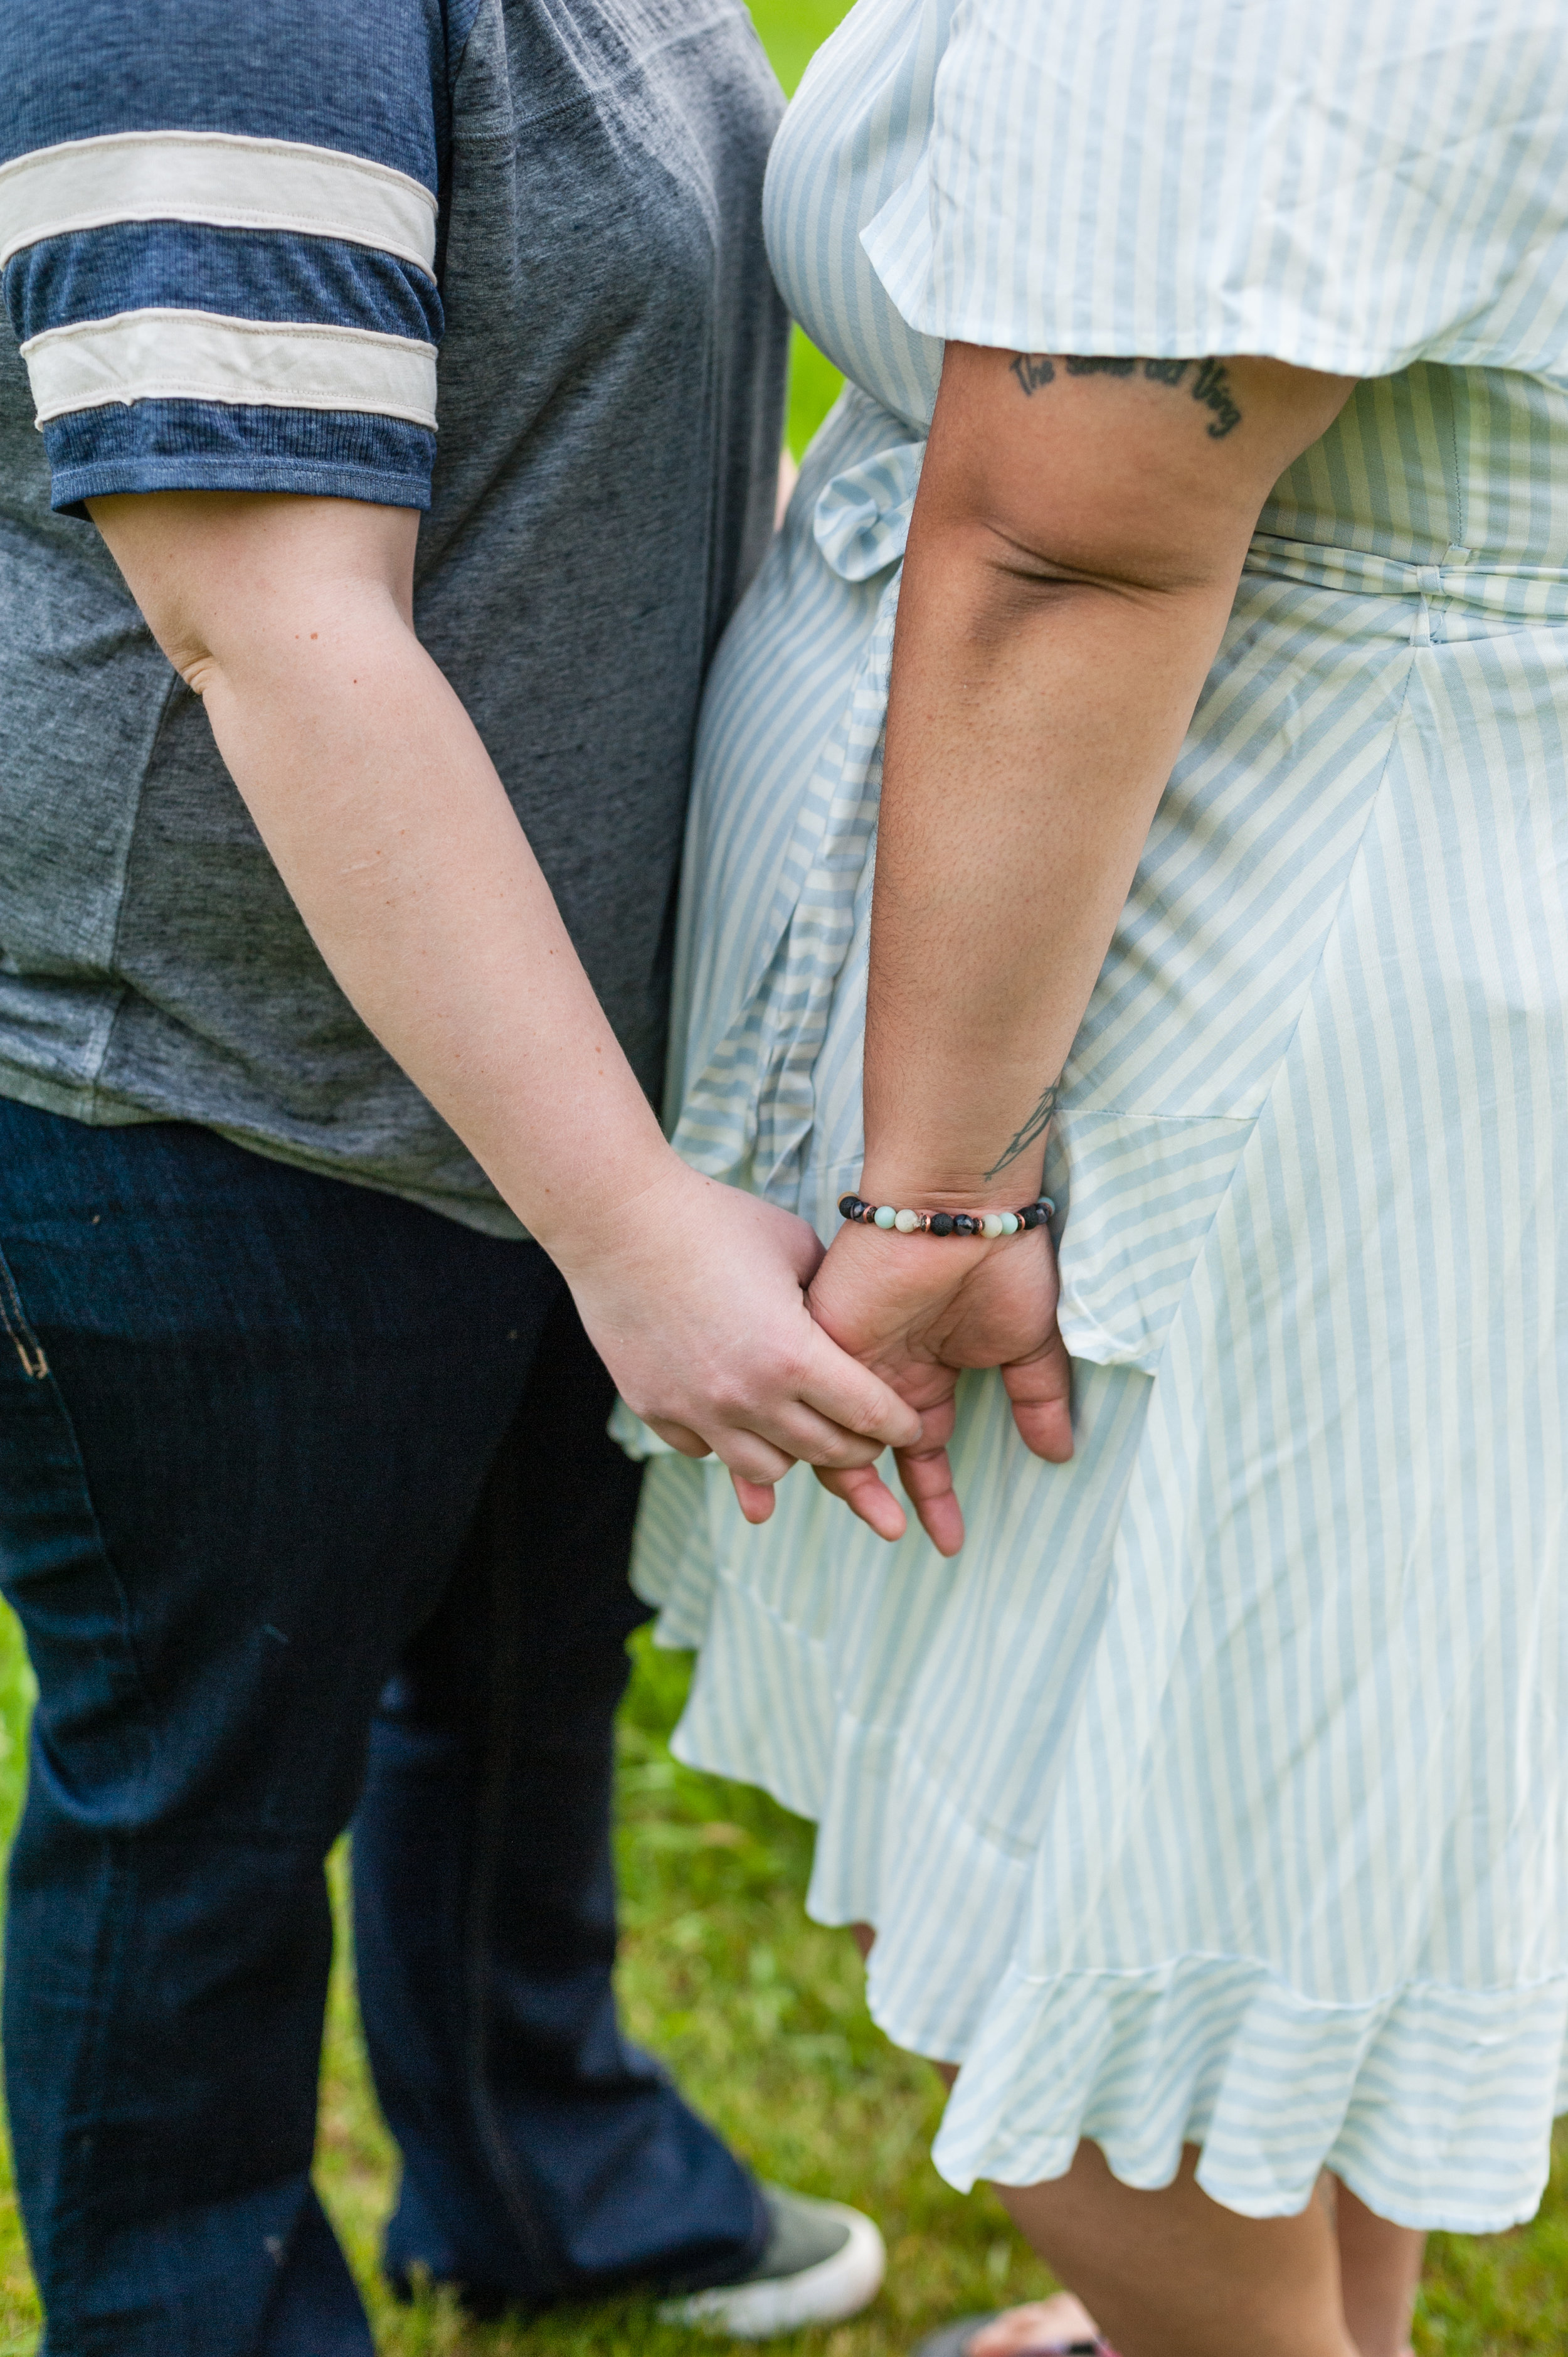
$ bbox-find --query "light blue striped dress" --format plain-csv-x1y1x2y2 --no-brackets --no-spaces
625,0,1568,2232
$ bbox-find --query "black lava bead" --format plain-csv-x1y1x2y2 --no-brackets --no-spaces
930,1211,954,1237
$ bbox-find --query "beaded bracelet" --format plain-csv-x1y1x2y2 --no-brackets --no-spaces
839,1193,1055,1239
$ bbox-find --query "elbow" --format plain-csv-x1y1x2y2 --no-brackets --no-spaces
899,506,1244,671
913,512,1209,648
908,449,1254,617
968,509,1230,608
140,602,250,705
146,583,410,711
85,492,221,691
159,620,222,699
85,489,421,701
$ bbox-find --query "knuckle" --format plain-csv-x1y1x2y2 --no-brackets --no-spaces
705,1371,757,1423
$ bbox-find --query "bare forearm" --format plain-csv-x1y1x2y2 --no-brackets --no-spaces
861,344,1351,1213
865,535,1232,1206
199,599,668,1260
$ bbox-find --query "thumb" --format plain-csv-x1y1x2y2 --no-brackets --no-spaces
1002,1321,1074,1462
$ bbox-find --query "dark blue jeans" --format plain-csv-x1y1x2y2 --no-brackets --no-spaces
0,1099,765,2357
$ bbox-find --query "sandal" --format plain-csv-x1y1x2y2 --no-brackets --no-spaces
911,2313,1120,2357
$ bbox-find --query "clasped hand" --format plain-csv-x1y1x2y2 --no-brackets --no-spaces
563,1160,1070,1558
803,1219,1074,1557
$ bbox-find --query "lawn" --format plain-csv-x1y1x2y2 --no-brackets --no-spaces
0,6,1564,2353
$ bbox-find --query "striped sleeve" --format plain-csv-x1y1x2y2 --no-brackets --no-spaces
0,0,457,516
861,0,1568,383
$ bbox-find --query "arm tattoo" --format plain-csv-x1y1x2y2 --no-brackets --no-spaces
982,1081,1060,1182
1010,351,1244,438
1009,352,1056,395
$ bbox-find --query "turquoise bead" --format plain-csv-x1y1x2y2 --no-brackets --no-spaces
873,1204,897,1228
1000,1211,1020,1235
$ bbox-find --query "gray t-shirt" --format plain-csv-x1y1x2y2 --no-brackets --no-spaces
0,0,787,1234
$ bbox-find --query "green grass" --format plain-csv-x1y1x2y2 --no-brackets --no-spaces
0,5,1562,2351
787,329,845,466
755,0,849,97
756,0,849,459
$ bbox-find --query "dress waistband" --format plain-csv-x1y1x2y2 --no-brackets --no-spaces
1244,532,1568,629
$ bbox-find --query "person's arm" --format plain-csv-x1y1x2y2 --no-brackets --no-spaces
807,347,1353,1552
90,489,922,1520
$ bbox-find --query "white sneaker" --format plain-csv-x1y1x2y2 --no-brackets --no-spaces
659,2184,886,2338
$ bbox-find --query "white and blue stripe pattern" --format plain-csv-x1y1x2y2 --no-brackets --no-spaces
1,0,467,512
628,0,1568,2233
863,0,1568,384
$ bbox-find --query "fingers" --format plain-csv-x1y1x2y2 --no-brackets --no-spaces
700,1427,798,1487
645,1417,711,1459
815,1397,966,1558
813,1460,908,1543
1003,1320,1075,1461
893,1391,964,1556
730,1472,778,1525
635,1275,931,1535
650,1388,903,1478
820,1438,964,1556
717,1390,914,1535
798,1324,925,1449
763,1400,903,1469
650,1362,913,1538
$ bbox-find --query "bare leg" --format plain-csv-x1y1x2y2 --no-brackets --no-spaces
988,2144,1355,2357
852,1927,1421,2357
967,2175,1424,2357
1332,2181,1422,2357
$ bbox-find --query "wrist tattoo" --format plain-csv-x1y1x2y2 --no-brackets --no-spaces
982,1081,1060,1183
1009,352,1244,439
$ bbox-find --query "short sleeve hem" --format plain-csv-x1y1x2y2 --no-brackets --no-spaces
40,395,435,516
861,0,1568,392
48,450,433,519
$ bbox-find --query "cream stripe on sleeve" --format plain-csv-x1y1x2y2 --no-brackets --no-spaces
0,131,438,276
19,307,438,430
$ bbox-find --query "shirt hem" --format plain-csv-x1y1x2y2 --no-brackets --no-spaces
49,453,433,518
0,1065,527,1240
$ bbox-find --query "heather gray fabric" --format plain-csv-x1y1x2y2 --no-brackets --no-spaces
0,0,787,1235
